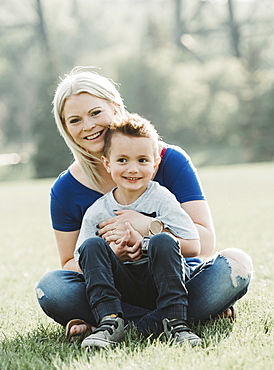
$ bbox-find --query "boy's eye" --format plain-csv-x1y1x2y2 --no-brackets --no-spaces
117,158,127,163
139,158,148,163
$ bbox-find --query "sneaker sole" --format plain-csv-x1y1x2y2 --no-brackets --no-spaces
81,337,118,348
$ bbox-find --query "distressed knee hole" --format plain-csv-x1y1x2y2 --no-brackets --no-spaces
220,248,254,287
36,287,45,299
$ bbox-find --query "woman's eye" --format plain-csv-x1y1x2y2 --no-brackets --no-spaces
91,110,101,116
69,118,80,125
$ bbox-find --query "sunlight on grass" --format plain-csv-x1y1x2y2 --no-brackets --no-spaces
0,163,273,369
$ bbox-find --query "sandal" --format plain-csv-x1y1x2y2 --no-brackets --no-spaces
65,319,93,342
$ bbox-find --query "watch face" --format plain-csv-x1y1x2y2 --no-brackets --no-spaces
150,220,163,234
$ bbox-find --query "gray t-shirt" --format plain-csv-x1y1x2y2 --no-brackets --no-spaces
74,181,199,261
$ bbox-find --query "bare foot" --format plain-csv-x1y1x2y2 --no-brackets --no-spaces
224,308,232,317
220,306,236,320
70,323,89,337
65,319,96,342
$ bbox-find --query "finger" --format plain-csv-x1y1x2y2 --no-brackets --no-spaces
124,221,133,230
98,216,116,229
100,224,121,238
128,248,142,261
121,229,131,244
128,240,141,253
113,210,125,215
105,235,119,243
98,225,112,237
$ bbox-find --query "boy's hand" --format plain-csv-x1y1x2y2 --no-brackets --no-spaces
116,221,143,246
110,222,142,262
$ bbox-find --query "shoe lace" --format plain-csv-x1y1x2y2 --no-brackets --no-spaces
92,319,118,335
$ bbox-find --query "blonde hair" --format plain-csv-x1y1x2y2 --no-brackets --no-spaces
53,66,126,192
104,113,160,159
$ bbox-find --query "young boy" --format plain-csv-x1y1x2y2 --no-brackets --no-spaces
75,113,201,348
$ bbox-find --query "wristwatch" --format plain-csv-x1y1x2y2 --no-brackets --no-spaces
148,219,163,236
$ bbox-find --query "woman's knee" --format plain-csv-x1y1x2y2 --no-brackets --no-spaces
220,248,254,283
35,269,80,301
36,270,63,296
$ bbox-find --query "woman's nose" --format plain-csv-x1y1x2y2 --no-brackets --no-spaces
82,117,96,131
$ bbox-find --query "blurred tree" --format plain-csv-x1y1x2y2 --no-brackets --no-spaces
254,84,274,161
227,0,241,58
32,0,72,178
1,0,274,176
117,56,173,140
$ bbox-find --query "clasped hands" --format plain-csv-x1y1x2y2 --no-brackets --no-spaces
97,210,150,262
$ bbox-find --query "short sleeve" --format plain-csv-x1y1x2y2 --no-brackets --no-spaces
50,187,81,231
154,145,206,204
50,170,103,232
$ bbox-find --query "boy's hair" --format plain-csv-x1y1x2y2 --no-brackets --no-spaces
104,113,160,159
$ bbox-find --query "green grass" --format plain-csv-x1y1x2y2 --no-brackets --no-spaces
0,162,273,369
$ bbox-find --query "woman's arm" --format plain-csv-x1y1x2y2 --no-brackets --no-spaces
98,200,215,258
174,236,201,257
54,229,81,271
181,200,215,258
98,210,150,242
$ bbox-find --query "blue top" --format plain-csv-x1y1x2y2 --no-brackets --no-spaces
50,145,206,232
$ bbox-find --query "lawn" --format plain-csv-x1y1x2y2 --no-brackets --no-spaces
0,162,273,369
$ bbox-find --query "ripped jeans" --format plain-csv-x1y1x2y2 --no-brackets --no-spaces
36,249,252,336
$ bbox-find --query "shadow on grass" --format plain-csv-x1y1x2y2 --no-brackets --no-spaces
0,323,81,369
123,317,235,351
0,318,235,369
194,317,235,348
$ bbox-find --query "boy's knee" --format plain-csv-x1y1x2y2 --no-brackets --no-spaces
149,233,178,255
79,236,106,256
220,248,254,282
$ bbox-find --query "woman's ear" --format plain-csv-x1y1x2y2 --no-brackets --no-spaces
101,156,111,173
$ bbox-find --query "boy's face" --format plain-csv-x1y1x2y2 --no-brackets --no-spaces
102,133,160,195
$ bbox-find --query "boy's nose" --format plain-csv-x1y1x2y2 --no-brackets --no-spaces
128,163,138,173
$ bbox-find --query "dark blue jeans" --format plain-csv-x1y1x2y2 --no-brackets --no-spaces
36,248,251,336
78,234,188,324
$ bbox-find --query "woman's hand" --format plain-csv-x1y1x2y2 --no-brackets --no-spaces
109,222,142,262
98,210,151,244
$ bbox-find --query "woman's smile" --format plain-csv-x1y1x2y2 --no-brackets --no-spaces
63,93,115,155
84,130,104,141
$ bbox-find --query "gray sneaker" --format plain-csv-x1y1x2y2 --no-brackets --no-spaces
81,315,125,349
162,318,201,346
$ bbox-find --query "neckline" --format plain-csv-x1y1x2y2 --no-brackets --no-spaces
67,168,103,194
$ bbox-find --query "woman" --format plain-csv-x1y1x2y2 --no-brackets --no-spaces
36,66,253,340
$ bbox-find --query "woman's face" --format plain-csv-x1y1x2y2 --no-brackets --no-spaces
62,93,115,156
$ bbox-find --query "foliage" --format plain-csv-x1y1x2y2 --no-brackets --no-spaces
0,162,274,368
0,0,274,179
31,70,73,178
